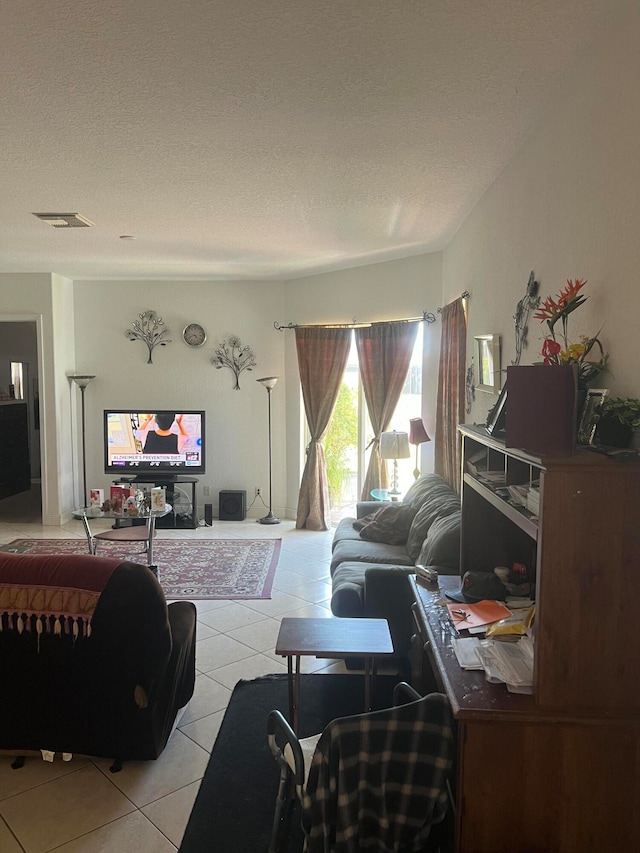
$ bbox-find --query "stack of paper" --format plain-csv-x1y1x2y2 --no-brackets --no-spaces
475,637,534,694
452,637,484,670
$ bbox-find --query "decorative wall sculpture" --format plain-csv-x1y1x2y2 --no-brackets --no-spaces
212,335,257,389
125,310,171,364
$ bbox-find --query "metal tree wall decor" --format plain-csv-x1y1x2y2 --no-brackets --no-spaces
512,271,540,365
125,310,171,364
212,335,257,389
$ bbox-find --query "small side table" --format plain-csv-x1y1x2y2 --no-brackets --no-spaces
275,617,394,732
73,504,172,570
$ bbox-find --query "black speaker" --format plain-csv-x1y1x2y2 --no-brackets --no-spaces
219,490,246,521
204,503,213,526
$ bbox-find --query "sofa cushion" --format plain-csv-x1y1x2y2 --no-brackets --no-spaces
416,510,461,571
406,493,460,560
332,517,365,549
358,504,418,545
402,473,450,509
330,537,414,576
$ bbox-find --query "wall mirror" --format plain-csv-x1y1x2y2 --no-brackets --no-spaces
474,334,502,393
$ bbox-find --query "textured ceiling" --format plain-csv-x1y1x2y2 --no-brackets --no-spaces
0,1,631,280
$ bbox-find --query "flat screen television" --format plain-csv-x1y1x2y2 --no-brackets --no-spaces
104,410,205,479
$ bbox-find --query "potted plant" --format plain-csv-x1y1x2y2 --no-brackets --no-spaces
594,397,640,447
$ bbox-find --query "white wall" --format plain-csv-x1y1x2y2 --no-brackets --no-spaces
71,279,287,520
443,6,640,432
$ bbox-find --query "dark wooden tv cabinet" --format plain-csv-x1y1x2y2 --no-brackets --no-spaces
113,476,198,529
408,424,640,852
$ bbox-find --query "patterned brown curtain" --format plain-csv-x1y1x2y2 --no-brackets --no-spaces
295,327,352,530
356,321,419,500
434,298,467,490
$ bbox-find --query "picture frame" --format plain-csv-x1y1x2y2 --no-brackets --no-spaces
486,382,508,436
474,334,502,393
578,388,608,445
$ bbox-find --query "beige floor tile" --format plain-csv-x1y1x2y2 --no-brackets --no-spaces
92,730,209,808
195,633,257,674
192,620,218,640
142,780,201,848
0,815,24,853
178,673,232,726
192,598,233,614
284,579,332,603
272,567,308,589
0,764,135,853
225,616,282,652
179,708,226,752
0,755,89,801
240,589,309,617
205,652,286,689
278,601,332,618
52,810,177,853
197,601,268,632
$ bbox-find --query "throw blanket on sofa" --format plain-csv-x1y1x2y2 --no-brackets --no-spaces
0,553,120,641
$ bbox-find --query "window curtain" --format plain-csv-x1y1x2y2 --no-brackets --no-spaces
356,321,419,501
295,327,352,530
434,298,467,490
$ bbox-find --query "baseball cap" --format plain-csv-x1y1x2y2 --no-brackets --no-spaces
445,571,508,603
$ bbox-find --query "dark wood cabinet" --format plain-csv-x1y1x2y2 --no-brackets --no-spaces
409,424,640,852
0,401,30,500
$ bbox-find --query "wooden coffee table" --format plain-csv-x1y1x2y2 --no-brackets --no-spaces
275,617,394,731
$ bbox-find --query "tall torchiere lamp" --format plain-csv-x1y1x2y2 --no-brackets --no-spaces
379,430,410,500
70,375,95,507
408,418,431,479
256,376,280,525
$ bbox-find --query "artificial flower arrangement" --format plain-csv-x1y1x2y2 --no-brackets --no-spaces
534,278,608,388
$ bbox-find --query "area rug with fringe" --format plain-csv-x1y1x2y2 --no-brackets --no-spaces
0,538,280,600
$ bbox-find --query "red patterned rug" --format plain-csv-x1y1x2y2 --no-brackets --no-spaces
0,538,280,600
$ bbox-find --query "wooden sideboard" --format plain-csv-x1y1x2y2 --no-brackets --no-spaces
409,424,640,852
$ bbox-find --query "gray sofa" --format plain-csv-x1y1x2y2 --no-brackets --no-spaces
330,473,461,666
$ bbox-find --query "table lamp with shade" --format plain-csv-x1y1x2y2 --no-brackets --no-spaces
408,418,431,479
379,430,410,499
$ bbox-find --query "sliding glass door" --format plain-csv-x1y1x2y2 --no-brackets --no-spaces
326,325,423,524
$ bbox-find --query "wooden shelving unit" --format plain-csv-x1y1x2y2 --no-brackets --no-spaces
459,423,640,714
408,424,640,851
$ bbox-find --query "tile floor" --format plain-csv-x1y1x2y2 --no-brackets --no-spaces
0,504,353,853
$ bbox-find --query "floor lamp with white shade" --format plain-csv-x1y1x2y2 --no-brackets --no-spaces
70,374,95,507
256,376,280,525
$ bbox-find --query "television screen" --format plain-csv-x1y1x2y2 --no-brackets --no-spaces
104,411,205,478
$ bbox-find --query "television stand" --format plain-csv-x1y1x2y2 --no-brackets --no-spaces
112,476,199,529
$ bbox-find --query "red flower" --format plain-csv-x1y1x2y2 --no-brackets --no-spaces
541,338,562,364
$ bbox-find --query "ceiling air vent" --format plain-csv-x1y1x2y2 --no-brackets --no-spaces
33,213,95,228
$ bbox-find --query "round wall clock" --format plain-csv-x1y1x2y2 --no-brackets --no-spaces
182,323,207,348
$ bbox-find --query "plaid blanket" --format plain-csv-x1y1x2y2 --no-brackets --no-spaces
302,692,454,852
